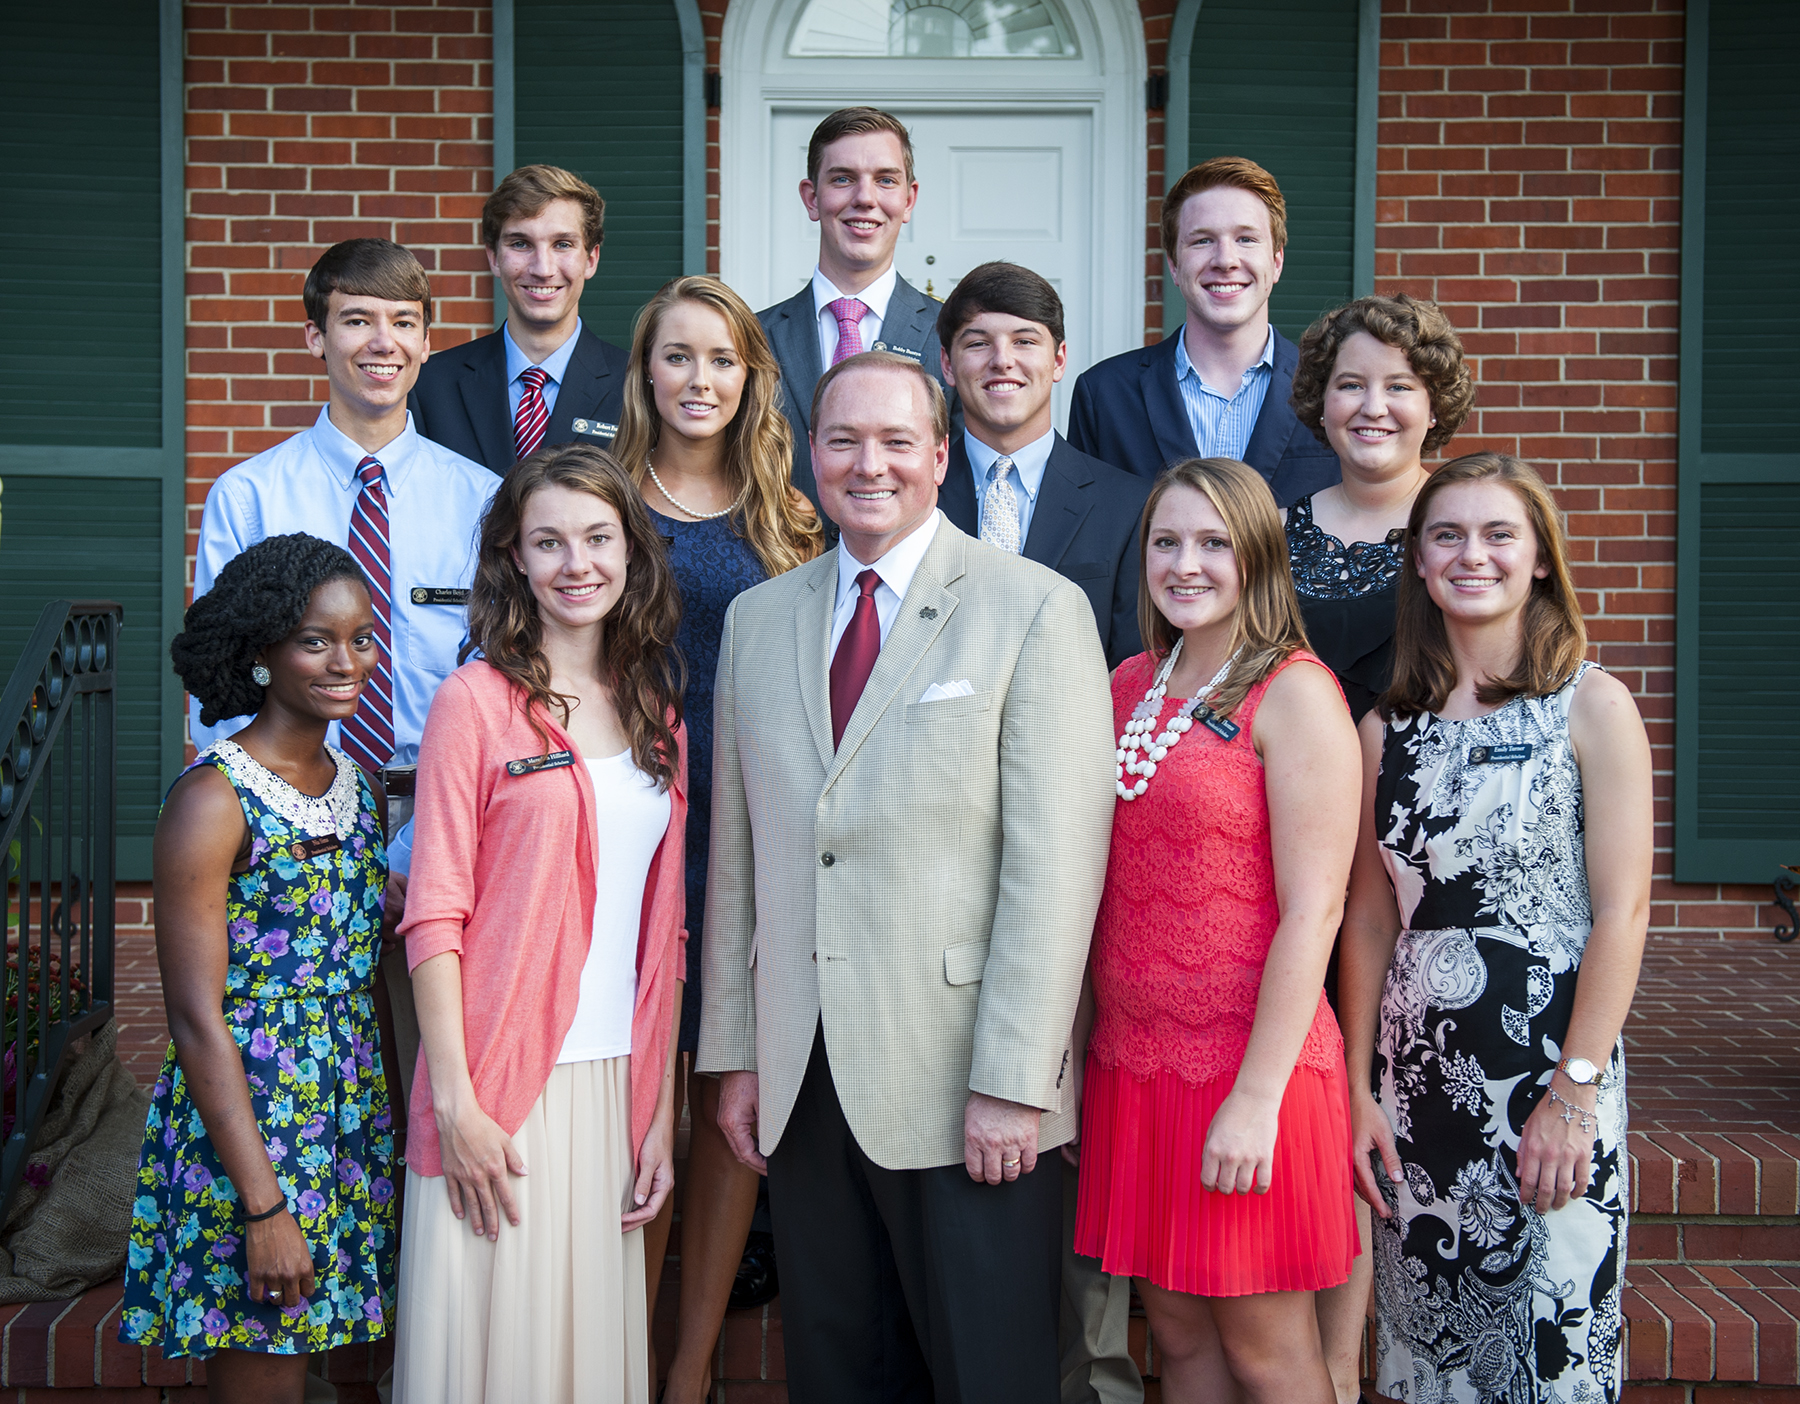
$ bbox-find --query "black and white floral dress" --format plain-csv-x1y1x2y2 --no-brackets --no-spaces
1370,663,1626,1404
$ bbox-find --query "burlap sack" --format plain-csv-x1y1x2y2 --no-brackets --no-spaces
0,1020,151,1302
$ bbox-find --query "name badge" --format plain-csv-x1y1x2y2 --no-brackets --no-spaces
506,750,576,777
410,587,470,606
1469,743,1533,764
870,341,922,362
290,834,342,862
1195,705,1240,741
570,418,618,441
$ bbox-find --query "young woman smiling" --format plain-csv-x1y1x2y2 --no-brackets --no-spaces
392,447,687,1404
611,276,821,1403
1075,459,1361,1404
1339,453,1650,1404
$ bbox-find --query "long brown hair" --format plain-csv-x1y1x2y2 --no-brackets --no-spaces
467,444,685,788
612,275,824,578
1382,452,1587,719
1136,458,1312,720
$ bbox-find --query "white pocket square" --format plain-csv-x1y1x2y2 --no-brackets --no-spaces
917,679,976,703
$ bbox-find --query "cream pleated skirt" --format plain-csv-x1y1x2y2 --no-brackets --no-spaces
393,1056,649,1404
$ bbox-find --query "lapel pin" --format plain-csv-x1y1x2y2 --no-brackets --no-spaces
919,606,938,620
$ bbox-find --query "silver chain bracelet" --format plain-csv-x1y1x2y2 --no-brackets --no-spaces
1547,1087,1598,1135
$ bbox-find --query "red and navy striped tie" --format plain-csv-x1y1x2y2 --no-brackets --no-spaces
341,456,395,776
514,366,550,462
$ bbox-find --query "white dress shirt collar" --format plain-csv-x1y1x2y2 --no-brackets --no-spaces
964,427,1053,507
813,265,898,325
830,508,943,655
308,404,424,494
502,318,584,388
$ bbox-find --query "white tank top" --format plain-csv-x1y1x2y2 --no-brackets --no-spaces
554,750,671,1064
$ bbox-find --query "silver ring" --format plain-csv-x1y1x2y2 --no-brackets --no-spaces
268,1290,282,1302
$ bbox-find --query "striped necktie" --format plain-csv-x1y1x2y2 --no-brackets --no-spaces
514,366,550,462
341,456,395,775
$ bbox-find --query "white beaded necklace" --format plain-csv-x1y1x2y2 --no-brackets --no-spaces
645,458,745,522
1116,638,1242,800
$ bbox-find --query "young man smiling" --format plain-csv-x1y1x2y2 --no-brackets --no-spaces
191,237,497,1109
758,107,952,520
935,261,1147,668
1068,156,1340,507
410,165,630,473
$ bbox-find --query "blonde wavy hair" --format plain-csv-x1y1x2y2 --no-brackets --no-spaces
611,276,824,578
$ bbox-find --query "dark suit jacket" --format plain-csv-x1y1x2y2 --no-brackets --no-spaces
1066,326,1339,508
408,323,630,475
758,274,951,517
940,433,1149,668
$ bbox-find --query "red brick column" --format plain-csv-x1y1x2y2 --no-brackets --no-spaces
1141,0,1175,343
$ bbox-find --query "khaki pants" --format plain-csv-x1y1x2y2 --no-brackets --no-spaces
1060,1153,1143,1404
383,790,420,1106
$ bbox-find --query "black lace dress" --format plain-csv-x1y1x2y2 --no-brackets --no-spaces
1285,494,1406,724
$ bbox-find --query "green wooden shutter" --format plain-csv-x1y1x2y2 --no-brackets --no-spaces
1674,0,1800,881
1181,0,1361,342
513,0,688,347
0,4,179,879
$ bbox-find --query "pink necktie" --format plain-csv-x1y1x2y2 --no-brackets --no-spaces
514,366,550,462
341,457,395,775
828,298,871,366
829,569,882,748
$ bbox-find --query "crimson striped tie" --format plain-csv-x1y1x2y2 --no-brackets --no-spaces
341,456,395,776
514,366,550,462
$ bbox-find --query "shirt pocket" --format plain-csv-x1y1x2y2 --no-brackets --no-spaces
402,592,470,678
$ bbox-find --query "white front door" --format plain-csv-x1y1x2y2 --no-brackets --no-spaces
769,108,1095,428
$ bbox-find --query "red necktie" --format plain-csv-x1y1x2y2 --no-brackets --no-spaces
828,297,870,366
829,569,882,749
341,456,395,775
514,366,550,462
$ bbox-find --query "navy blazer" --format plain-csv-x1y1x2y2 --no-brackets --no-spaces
940,433,1149,668
1066,327,1340,508
758,274,951,517
408,323,630,475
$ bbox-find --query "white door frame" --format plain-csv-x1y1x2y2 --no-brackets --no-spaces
719,0,1147,362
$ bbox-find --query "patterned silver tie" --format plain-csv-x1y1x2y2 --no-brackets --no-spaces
980,457,1022,554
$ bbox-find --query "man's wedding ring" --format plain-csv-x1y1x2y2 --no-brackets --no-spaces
1002,1156,1021,1167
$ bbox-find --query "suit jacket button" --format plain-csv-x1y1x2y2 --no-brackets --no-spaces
820,851,835,867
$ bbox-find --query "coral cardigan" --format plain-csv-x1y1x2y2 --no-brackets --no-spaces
400,660,687,1178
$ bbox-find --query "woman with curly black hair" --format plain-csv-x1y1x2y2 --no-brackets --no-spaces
120,532,398,1404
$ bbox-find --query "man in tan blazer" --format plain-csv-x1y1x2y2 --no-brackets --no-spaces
698,351,1116,1401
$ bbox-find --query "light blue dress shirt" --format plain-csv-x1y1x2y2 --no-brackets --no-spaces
190,406,498,875
1173,326,1276,461
503,318,584,424
964,428,1053,547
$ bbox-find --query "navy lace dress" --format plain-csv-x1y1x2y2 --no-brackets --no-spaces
650,507,769,1053
1285,493,1405,724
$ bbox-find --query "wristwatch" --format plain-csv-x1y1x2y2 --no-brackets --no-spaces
1558,1056,1599,1086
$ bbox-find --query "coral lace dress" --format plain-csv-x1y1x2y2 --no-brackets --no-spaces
1074,652,1358,1297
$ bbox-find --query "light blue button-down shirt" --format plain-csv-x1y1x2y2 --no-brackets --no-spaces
964,428,1053,547
1173,326,1276,461
190,405,498,872
503,319,584,424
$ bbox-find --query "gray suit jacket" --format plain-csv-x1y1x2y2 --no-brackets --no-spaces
697,517,1116,1170
758,274,951,523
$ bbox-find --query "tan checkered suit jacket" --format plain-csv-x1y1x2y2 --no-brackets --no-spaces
697,516,1117,1171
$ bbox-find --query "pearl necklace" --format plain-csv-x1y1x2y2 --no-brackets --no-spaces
1116,639,1242,800
645,458,745,522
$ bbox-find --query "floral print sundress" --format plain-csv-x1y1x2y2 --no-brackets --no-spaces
121,739,396,1359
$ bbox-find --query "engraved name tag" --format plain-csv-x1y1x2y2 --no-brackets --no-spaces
570,419,618,440
291,834,342,862
410,587,470,606
1195,705,1240,741
1469,743,1533,764
506,750,576,777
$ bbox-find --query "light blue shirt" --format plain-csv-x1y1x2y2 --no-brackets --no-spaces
1173,325,1276,460
503,319,584,424
190,406,498,875
964,428,1053,547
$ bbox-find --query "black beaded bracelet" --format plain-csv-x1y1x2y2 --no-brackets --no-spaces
243,1199,287,1224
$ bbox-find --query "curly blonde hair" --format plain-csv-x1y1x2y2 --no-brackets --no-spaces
611,276,824,579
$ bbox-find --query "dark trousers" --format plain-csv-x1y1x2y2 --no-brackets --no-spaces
766,1026,1062,1404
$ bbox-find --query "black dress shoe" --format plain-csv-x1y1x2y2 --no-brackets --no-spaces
727,1230,779,1311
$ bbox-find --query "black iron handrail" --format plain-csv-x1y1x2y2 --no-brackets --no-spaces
0,600,119,1221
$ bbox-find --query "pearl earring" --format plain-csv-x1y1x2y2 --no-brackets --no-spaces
252,664,271,687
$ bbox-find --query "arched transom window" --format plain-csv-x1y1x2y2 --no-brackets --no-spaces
787,0,1080,58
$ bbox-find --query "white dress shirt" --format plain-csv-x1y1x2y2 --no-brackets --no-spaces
812,265,899,370
829,509,943,657
503,318,583,424
964,428,1054,547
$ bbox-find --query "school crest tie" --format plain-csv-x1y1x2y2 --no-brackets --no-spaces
828,298,871,365
514,366,550,462
829,569,882,749
341,456,396,775
980,457,1023,554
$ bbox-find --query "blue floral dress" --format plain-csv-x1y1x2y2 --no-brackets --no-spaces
121,740,396,1359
